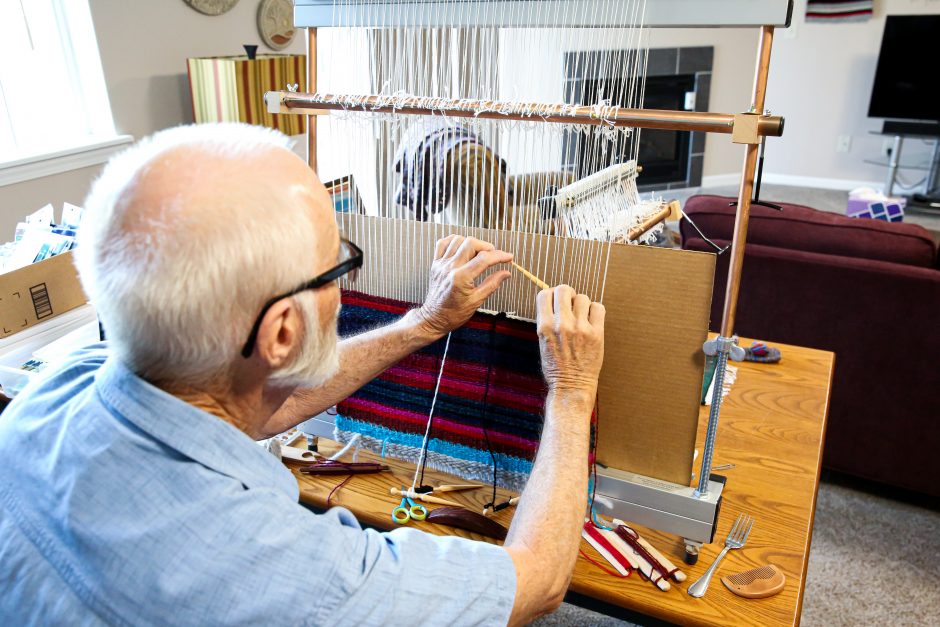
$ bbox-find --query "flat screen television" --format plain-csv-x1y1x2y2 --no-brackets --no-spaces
868,15,940,123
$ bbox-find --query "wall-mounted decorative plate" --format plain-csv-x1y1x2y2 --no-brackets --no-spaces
183,0,240,16
258,0,296,50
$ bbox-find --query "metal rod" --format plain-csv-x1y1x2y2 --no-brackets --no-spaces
884,135,902,197
754,136,766,202
720,25,774,338
271,92,785,137
695,25,775,499
925,138,940,194
694,338,730,499
306,27,318,173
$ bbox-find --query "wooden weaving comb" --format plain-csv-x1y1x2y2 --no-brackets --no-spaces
720,564,785,598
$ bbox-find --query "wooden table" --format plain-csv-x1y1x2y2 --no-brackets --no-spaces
291,339,833,626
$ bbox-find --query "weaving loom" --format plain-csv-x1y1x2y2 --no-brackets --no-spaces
271,0,791,562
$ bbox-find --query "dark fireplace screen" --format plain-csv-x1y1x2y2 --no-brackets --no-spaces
564,74,696,187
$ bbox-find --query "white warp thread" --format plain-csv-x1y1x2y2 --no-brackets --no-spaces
410,331,452,491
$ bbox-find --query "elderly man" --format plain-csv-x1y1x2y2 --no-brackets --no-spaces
0,123,605,626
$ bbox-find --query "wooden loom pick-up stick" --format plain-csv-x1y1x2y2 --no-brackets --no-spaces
511,262,550,290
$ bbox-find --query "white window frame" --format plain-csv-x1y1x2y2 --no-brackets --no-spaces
0,0,132,186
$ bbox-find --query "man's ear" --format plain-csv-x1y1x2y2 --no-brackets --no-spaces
254,299,301,368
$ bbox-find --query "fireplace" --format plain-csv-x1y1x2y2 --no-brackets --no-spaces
563,46,713,191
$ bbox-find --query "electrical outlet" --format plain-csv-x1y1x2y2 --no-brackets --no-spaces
881,138,894,158
836,135,852,153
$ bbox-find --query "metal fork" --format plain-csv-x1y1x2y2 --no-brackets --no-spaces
688,513,754,598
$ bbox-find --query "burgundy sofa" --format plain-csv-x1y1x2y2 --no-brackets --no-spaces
681,194,940,497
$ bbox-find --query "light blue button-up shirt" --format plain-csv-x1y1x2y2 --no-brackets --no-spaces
0,345,516,625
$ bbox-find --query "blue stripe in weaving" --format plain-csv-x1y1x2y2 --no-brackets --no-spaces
336,414,534,476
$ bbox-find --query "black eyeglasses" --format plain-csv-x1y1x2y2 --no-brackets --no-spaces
240,238,362,358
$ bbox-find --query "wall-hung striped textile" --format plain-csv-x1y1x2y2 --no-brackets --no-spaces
805,1,873,22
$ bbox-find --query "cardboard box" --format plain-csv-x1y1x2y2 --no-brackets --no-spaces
0,251,88,340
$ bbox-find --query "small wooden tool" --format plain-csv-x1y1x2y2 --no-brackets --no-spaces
433,484,482,493
427,507,508,540
390,487,462,508
511,262,549,290
721,564,786,598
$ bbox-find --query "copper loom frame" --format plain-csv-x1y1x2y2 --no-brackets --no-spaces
294,25,778,343
282,15,783,557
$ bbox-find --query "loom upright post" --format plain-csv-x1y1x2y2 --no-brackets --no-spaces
307,27,318,173
693,25,775,501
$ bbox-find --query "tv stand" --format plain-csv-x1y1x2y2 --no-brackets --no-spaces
881,120,940,137
877,122,940,216
911,192,940,210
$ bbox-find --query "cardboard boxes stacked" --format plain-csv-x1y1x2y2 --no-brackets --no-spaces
0,206,92,398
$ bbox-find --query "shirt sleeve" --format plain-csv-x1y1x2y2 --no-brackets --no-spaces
315,506,517,626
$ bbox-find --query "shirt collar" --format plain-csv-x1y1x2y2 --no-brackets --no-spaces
94,355,299,500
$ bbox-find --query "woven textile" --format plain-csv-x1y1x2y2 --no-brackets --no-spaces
335,290,547,490
805,1,873,22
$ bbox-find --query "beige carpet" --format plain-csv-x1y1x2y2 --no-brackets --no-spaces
532,481,940,626
801,482,940,626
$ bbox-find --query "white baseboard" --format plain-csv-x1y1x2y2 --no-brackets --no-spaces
761,173,882,192
701,172,882,192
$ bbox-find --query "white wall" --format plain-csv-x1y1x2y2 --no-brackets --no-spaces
495,0,940,192
4,0,940,238
0,0,306,236
497,26,755,177
763,0,940,191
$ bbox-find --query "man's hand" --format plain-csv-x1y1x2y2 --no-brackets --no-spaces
415,235,513,338
504,286,605,625
536,285,606,398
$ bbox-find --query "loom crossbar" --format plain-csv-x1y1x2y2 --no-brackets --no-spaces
293,0,793,28
266,92,785,138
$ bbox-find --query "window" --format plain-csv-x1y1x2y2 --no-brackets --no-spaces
0,0,125,173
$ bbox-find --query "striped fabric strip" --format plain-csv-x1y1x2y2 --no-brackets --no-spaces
806,0,872,22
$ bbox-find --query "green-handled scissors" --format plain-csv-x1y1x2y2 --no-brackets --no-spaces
392,486,428,525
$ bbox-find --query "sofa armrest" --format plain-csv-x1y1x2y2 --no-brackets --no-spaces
684,236,940,495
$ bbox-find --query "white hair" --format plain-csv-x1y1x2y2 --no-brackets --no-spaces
76,123,333,386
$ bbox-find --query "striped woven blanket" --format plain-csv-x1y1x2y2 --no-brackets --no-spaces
335,290,547,490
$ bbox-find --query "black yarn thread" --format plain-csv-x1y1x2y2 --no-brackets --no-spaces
590,393,600,513
480,314,503,509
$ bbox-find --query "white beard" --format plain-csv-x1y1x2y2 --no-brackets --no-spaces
269,295,340,389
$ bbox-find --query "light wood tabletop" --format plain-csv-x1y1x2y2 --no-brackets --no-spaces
291,338,834,626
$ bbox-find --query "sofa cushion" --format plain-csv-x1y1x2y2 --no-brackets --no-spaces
681,194,938,268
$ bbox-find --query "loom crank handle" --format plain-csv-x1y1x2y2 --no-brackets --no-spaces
703,338,746,362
